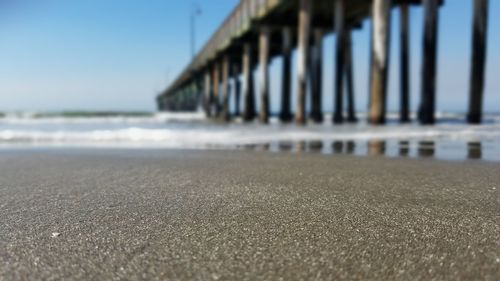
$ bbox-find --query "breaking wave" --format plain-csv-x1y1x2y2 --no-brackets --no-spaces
0,112,499,148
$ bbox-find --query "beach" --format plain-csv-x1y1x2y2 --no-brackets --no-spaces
1,149,499,280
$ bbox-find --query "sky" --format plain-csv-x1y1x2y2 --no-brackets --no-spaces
0,0,498,113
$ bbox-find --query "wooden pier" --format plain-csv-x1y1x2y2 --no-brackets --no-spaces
157,0,490,125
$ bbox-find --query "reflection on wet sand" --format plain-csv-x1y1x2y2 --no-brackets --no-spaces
399,141,410,157
241,139,488,162
296,141,306,153
242,144,257,151
346,141,355,154
333,141,344,154
368,140,386,156
309,141,323,152
418,141,435,158
278,141,294,152
259,143,270,151
468,142,482,160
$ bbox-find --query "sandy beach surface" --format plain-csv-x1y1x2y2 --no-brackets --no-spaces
1,149,499,280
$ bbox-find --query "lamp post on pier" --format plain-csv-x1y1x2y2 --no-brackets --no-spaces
190,2,202,60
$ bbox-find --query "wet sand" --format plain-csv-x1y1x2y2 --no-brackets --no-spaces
1,149,499,280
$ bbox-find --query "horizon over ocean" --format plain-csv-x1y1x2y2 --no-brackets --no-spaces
0,110,499,162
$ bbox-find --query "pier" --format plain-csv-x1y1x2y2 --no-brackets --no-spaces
157,0,490,125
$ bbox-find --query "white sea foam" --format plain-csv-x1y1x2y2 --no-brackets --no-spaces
1,112,500,148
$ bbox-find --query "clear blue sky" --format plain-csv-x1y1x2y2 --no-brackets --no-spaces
0,0,498,113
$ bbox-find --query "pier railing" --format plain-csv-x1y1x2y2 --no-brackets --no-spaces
164,0,282,96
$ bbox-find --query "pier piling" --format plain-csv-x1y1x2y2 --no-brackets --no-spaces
212,63,220,117
242,43,256,121
400,4,411,123
296,0,312,125
233,64,241,117
311,28,324,123
221,55,230,121
334,0,346,124
280,27,293,122
419,0,440,125
204,71,212,117
369,0,391,125
259,26,271,124
467,0,489,124
345,29,358,123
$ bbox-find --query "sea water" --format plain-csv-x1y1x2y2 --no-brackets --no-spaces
0,111,499,162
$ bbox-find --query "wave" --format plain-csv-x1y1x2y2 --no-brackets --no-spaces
0,112,206,125
0,123,499,148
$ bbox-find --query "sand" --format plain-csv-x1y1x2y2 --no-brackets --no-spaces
1,149,499,280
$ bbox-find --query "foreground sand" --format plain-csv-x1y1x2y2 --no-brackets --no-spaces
1,149,499,280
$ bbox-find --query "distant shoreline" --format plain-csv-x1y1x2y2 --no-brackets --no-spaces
0,111,155,118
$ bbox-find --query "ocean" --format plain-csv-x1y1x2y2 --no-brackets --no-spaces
1,111,499,162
